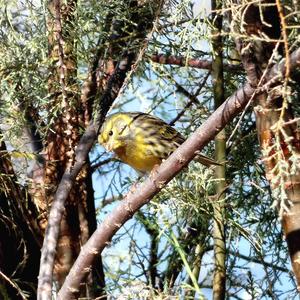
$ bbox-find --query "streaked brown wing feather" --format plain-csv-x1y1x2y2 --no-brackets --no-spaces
116,112,220,167
131,113,185,159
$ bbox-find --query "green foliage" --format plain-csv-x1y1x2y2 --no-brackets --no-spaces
1,0,300,298
96,0,299,298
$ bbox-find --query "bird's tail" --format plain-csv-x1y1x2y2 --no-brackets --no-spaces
194,153,223,167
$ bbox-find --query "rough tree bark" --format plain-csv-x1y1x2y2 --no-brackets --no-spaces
233,0,300,289
27,0,106,297
37,1,165,299
45,0,85,290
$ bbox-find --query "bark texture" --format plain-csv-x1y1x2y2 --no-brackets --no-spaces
37,1,165,299
233,0,300,289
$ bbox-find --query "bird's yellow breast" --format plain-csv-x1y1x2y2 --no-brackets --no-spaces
114,134,161,173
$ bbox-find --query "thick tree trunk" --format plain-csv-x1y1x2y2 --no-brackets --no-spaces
255,92,300,288
233,0,300,288
38,1,165,298
32,0,106,297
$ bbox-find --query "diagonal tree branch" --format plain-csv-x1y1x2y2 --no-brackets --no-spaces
57,82,255,299
57,47,300,298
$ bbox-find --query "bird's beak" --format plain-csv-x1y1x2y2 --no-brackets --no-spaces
104,141,113,151
104,139,122,152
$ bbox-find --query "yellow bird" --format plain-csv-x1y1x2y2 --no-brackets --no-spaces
98,112,219,173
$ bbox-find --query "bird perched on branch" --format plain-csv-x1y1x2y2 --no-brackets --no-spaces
98,112,219,173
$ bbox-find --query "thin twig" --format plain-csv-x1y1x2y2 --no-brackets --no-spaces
150,53,242,71
0,270,28,300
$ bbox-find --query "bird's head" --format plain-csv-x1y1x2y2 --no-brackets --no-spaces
98,113,132,152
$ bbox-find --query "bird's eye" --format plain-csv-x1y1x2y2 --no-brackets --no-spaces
108,130,113,136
